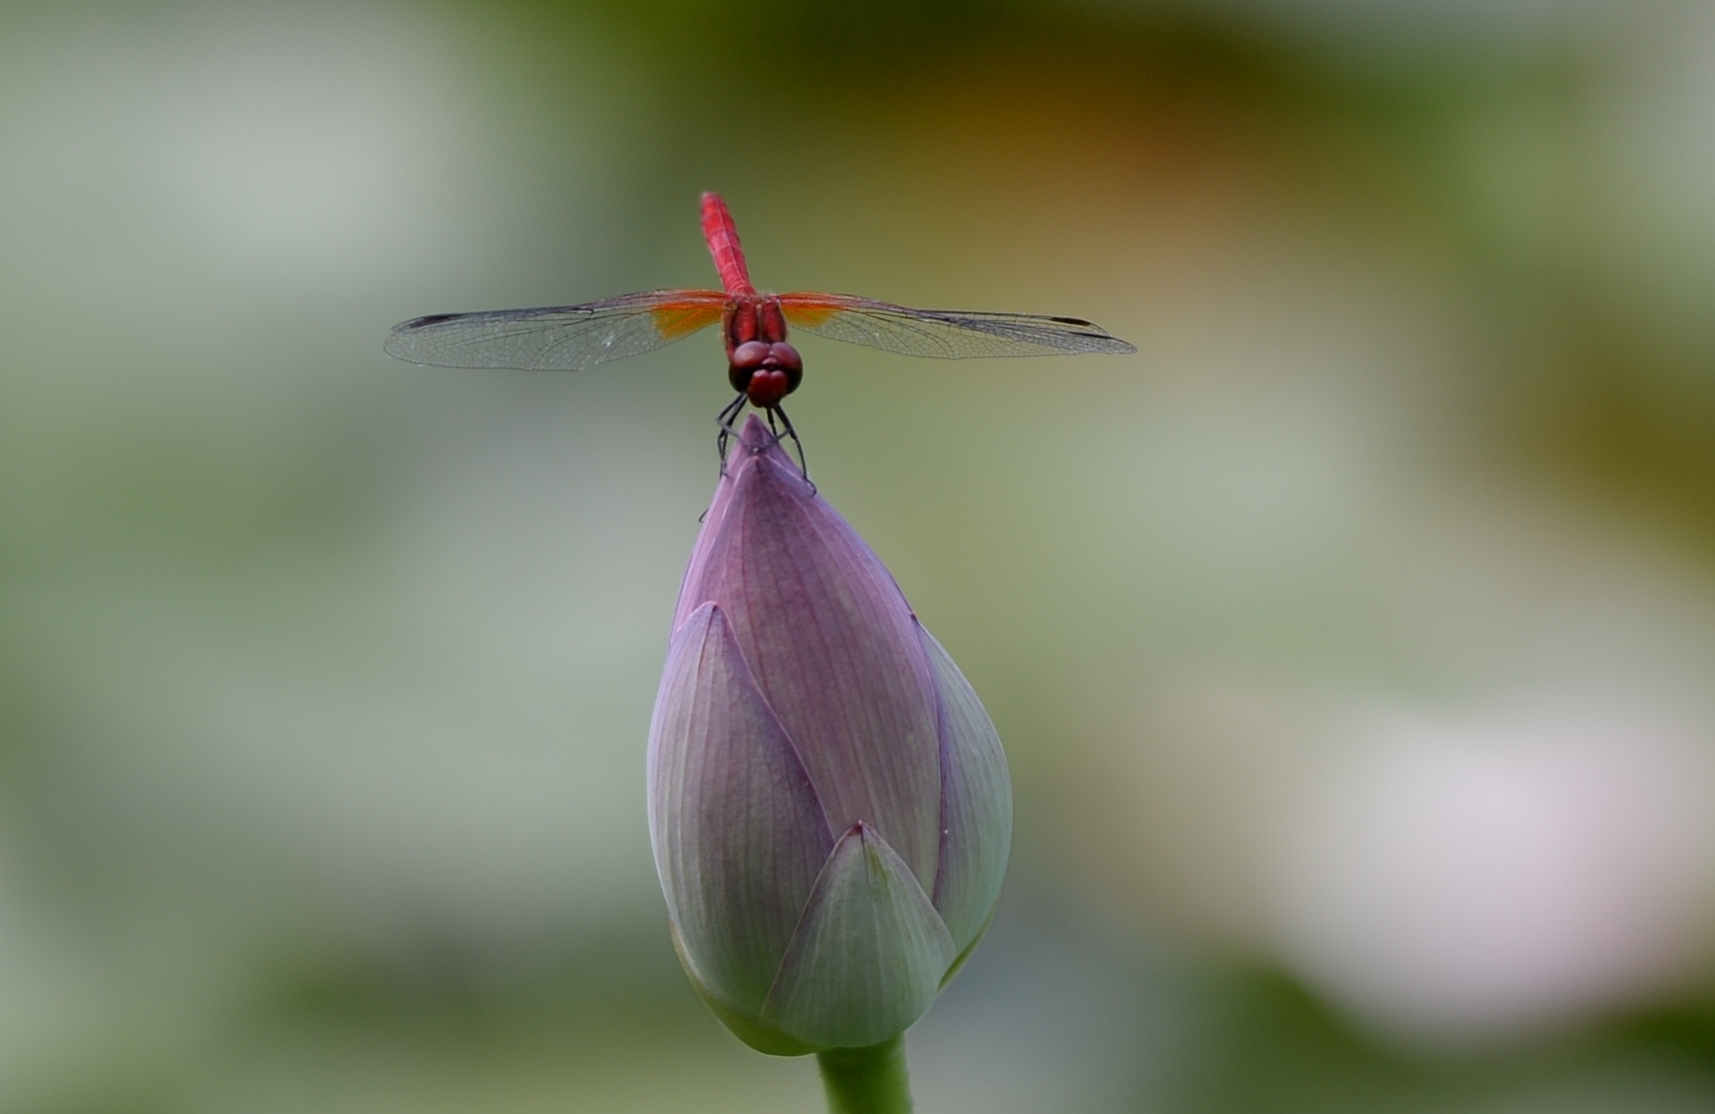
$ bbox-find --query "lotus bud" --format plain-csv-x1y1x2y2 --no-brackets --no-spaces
647,416,1011,1054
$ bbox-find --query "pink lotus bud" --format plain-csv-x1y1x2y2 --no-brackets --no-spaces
648,416,1011,1054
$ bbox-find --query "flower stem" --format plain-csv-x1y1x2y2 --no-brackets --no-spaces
816,1035,913,1114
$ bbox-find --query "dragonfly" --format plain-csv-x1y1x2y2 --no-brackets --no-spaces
385,192,1135,471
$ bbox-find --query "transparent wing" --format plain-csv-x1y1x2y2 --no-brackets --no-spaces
778,292,1136,359
383,289,728,370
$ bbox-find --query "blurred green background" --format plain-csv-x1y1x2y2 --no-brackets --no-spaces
6,1,1715,1110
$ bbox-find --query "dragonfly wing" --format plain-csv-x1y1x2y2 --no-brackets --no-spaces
384,289,728,370
778,293,1136,359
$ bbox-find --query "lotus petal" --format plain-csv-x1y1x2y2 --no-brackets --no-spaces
920,622,1013,957
649,601,835,1014
668,921,819,1056
762,822,956,1049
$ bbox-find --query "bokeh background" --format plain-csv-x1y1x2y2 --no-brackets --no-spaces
5,0,1715,1110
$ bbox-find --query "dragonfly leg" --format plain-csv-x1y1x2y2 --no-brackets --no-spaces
769,404,813,492
714,392,748,474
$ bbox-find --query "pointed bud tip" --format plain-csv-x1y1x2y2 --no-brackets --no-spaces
738,413,776,451
726,414,809,492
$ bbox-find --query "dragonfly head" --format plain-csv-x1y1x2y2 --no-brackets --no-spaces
729,340,803,408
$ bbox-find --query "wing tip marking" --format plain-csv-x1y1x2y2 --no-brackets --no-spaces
395,313,460,332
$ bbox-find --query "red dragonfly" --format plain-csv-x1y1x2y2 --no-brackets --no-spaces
385,192,1134,466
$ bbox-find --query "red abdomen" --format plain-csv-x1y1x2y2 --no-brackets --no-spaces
701,192,756,297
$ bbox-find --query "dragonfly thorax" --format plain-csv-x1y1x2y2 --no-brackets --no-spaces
723,295,788,351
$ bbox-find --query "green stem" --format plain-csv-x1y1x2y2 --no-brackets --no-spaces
816,1034,913,1114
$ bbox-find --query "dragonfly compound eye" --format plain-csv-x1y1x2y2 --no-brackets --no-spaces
728,340,771,392
769,342,803,393
738,342,802,408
